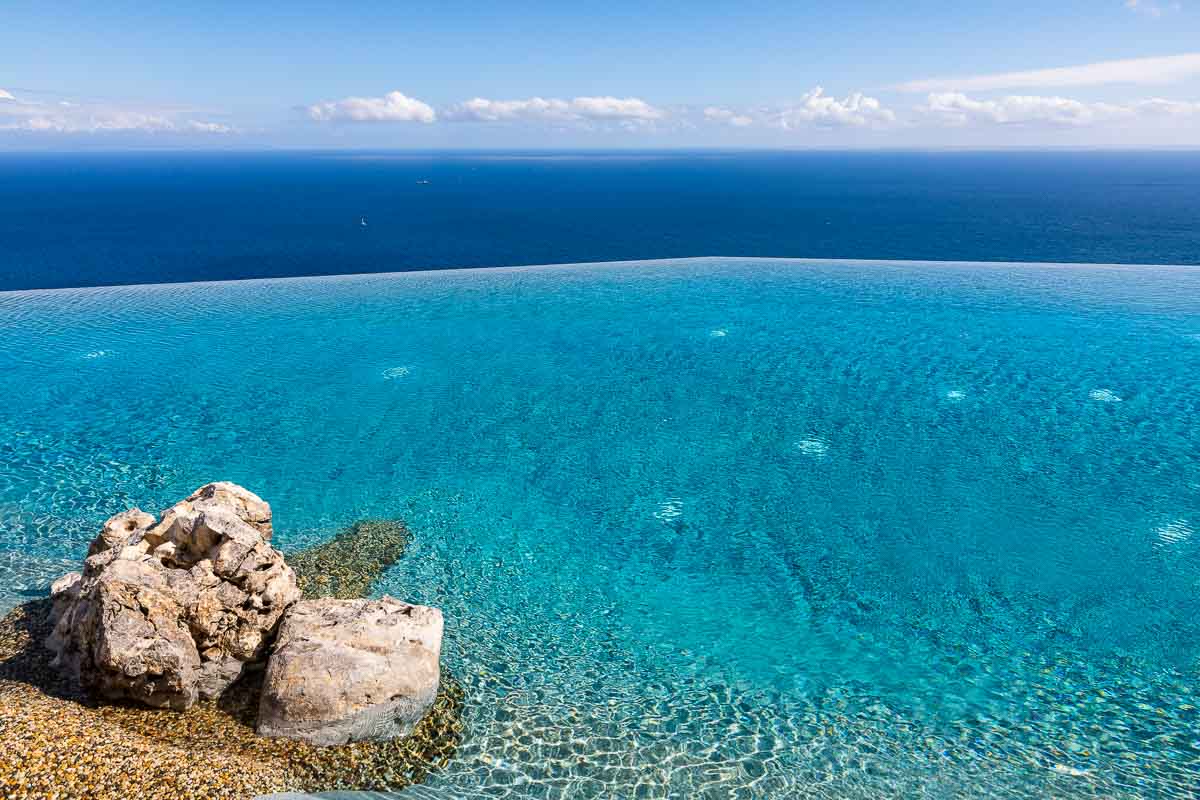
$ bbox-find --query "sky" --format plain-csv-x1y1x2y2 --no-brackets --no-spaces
3,0,1200,149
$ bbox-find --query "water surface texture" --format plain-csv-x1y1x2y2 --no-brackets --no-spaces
3,258,1200,797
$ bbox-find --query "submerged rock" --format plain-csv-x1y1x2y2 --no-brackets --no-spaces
257,597,443,745
290,519,410,600
45,482,301,710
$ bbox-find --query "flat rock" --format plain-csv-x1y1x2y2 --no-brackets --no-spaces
257,597,443,745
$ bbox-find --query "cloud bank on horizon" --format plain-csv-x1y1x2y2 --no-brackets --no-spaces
3,0,1199,148
302,87,900,131
4,50,1200,146
0,88,233,135
293,53,1200,138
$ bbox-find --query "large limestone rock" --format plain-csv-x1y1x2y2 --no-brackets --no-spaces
257,597,443,745
46,482,300,710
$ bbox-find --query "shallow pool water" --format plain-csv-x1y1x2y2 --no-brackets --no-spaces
3,258,1200,797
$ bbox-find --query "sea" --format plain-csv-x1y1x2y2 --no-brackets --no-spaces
1,150,1199,291
1,152,1200,798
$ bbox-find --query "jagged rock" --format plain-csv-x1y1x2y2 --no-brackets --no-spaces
155,480,274,541
257,597,443,745
45,483,300,710
87,509,155,557
50,571,81,600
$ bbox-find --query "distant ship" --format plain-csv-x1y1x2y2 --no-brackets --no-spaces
360,216,368,227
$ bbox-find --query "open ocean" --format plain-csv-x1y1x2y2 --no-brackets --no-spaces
1,150,1199,291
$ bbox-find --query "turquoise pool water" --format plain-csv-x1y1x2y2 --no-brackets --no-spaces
2,258,1200,797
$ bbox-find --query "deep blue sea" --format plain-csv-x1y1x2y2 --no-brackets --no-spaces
3,256,1200,797
1,151,1200,291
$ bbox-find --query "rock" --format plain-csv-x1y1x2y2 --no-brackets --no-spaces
46,483,300,710
155,481,274,541
50,571,81,600
290,519,410,599
257,597,443,745
88,509,155,557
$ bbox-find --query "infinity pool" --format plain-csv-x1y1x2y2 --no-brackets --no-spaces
2,258,1199,798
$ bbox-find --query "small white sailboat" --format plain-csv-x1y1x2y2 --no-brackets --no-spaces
360,216,368,227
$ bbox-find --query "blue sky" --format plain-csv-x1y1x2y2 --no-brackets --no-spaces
3,0,1200,148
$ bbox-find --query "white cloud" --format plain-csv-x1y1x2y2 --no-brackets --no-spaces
0,94,234,134
1136,97,1200,114
185,120,234,134
570,96,663,121
1125,0,1182,17
444,95,664,124
446,97,567,122
84,112,180,132
703,106,753,127
699,90,895,130
775,88,895,128
306,90,436,123
921,93,1126,126
0,89,14,102
310,88,891,132
920,92,1200,126
895,53,1200,93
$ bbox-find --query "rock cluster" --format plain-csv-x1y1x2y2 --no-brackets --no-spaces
42,481,444,749
46,483,301,710
1,598,464,800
